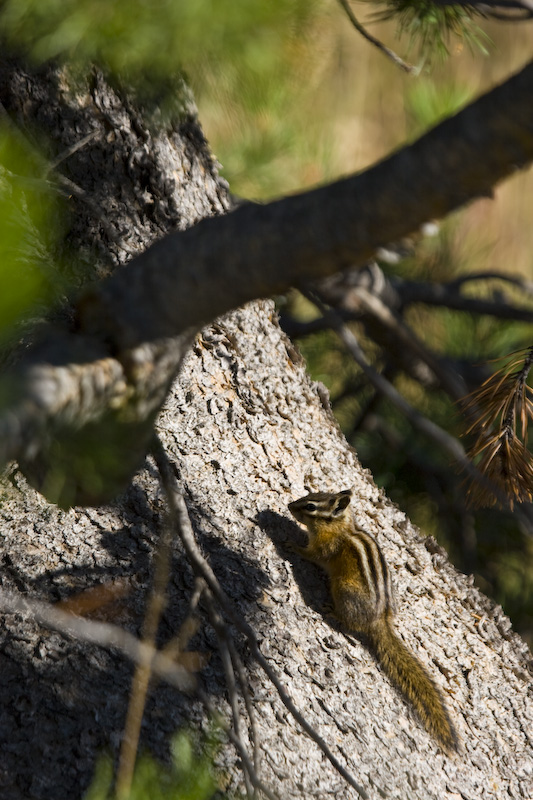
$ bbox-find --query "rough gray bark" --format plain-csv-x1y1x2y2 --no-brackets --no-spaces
0,60,532,800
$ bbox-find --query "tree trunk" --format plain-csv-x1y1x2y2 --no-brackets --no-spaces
0,61,531,800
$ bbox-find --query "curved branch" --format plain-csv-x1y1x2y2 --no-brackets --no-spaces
79,58,533,351
336,0,417,73
2,58,533,503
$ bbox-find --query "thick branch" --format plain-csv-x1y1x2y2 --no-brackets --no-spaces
2,58,533,504
79,58,533,350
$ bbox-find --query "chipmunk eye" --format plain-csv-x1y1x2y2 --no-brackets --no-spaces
303,502,316,511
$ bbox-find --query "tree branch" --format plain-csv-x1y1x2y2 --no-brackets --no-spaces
2,58,533,504
336,0,417,73
302,288,513,506
0,588,195,691
78,58,533,351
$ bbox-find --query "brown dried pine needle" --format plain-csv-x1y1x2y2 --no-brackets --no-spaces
462,346,533,508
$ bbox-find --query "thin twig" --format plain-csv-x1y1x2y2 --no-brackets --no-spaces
228,634,261,797
202,589,254,800
116,516,175,800
206,593,261,798
0,588,194,690
161,577,205,661
395,274,533,322
45,130,99,173
337,0,417,74
197,688,280,800
53,172,137,253
151,437,372,800
349,284,467,400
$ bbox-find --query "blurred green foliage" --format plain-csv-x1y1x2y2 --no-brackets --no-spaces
0,126,66,345
405,78,473,134
0,0,321,105
84,730,229,800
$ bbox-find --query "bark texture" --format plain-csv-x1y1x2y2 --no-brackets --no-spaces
0,61,532,800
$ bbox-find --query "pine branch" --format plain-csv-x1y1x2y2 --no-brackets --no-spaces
462,347,533,507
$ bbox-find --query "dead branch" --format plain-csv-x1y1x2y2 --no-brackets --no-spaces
0,588,194,691
301,288,511,506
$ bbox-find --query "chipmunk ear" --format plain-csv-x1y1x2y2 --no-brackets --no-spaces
333,491,352,515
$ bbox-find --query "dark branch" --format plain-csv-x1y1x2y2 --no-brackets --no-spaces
435,0,533,18
2,58,533,504
336,0,417,73
79,58,533,351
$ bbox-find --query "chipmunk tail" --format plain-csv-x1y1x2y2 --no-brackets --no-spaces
367,616,458,753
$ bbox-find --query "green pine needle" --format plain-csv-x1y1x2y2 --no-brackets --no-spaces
371,0,492,61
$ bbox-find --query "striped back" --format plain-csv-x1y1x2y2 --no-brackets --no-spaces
289,489,393,617
342,526,393,617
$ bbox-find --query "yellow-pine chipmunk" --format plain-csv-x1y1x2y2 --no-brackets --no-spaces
288,489,458,753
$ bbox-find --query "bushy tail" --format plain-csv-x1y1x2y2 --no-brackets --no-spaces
366,616,458,752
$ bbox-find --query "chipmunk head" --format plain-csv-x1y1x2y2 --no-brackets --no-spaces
288,489,352,527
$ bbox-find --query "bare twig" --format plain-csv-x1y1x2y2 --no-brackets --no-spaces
116,514,175,799
397,280,533,322
337,0,417,73
196,688,279,800
210,601,261,798
161,576,205,661
45,130,99,173
302,288,510,506
230,634,261,793
202,589,254,800
151,437,372,800
0,588,194,691
53,172,137,253
342,284,467,400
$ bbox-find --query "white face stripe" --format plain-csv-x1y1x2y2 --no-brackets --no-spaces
289,490,352,519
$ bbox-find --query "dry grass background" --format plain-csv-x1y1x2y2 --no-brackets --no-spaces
199,8,533,277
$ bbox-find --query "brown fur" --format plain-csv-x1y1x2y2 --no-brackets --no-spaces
289,490,458,752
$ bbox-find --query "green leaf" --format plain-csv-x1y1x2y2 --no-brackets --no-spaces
0,126,65,343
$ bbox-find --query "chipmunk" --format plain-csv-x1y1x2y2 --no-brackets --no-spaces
288,489,457,753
